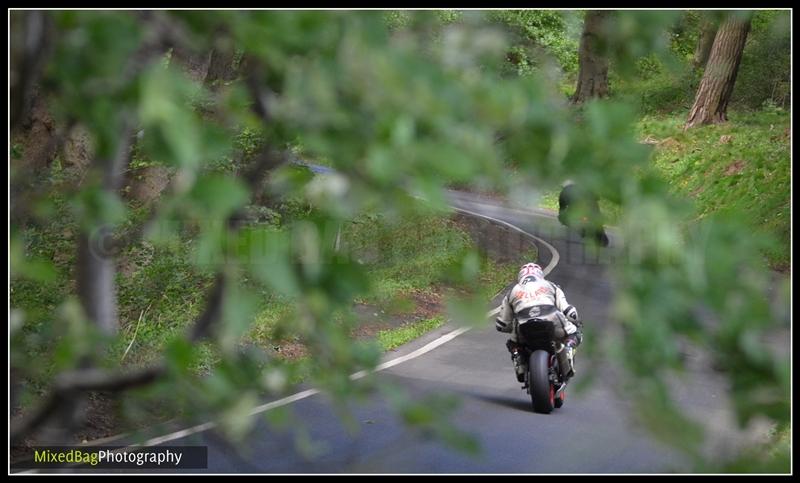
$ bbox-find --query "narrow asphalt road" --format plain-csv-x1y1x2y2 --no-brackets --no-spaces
64,190,770,474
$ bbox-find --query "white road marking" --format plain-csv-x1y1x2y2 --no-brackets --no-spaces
447,192,620,241
445,190,560,220
351,326,473,380
80,200,561,450
140,326,478,446
450,205,560,276
142,422,217,447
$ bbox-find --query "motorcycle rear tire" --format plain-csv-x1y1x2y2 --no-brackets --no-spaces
595,228,609,247
529,350,554,414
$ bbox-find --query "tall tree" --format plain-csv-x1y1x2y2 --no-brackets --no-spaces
571,11,610,104
685,13,751,129
692,15,717,68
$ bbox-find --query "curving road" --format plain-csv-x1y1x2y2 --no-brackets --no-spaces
88,190,764,474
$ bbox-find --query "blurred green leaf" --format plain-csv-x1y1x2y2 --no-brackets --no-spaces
219,284,260,353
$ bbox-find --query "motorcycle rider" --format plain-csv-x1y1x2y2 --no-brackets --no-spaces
495,263,582,383
558,179,609,247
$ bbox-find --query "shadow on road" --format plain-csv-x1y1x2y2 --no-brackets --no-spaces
462,392,533,413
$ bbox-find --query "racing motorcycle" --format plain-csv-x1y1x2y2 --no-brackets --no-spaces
576,219,610,247
558,183,609,247
513,316,571,414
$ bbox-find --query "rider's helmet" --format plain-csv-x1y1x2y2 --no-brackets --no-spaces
518,263,544,284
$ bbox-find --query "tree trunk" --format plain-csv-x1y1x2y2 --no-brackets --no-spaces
10,11,52,134
205,48,238,90
693,17,717,68
171,45,213,83
571,11,610,105
76,228,119,336
685,14,751,129
11,89,57,172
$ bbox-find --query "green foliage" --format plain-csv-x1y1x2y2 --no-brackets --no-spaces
234,126,266,159
48,11,142,158
667,11,701,61
436,10,463,25
11,143,23,160
384,10,412,31
609,10,788,116
615,60,701,115
615,10,790,114
637,109,790,269
732,10,791,109
634,54,664,81
698,425,790,473
379,382,480,455
600,11,681,80
488,10,580,76
138,64,223,170
10,10,790,469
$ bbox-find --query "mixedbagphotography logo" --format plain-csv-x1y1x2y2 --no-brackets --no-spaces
33,448,100,466
11,446,208,470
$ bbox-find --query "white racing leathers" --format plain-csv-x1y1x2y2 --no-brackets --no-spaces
495,277,581,376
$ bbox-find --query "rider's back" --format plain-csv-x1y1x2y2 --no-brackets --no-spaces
508,278,557,315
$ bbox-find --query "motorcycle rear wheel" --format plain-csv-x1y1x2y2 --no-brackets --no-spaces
529,350,554,414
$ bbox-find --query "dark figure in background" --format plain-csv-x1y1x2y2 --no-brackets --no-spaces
558,180,609,247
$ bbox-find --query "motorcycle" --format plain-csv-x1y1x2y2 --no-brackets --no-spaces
514,317,570,414
577,219,610,247
558,183,609,247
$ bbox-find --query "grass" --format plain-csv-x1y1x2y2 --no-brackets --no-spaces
341,211,477,308
530,108,790,271
636,108,790,270
204,209,538,375
538,191,560,212
377,316,447,351
341,209,540,306
117,208,528,376
476,250,538,297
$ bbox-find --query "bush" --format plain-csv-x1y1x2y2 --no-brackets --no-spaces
489,10,581,77
667,11,701,62
731,11,790,110
614,10,789,115
614,60,700,115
